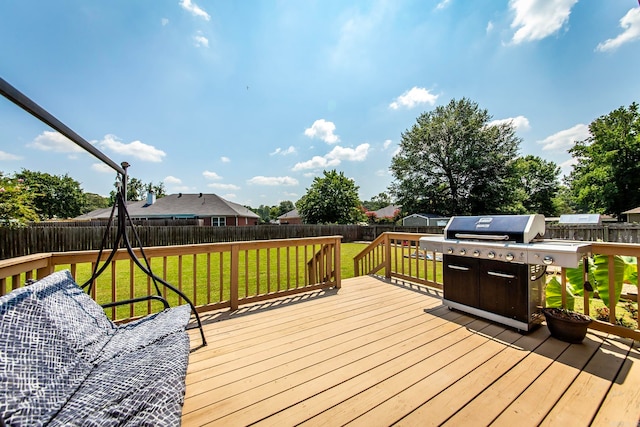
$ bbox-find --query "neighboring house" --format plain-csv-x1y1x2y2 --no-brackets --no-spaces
402,213,449,227
76,193,260,226
277,209,302,225
370,205,401,219
623,207,640,223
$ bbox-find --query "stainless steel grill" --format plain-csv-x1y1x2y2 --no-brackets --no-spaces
419,214,592,331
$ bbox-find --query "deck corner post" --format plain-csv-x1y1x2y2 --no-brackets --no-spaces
384,233,392,280
230,243,239,311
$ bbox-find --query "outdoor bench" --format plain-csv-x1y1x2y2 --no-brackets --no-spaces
0,270,191,426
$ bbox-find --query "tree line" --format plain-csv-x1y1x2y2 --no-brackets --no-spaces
2,99,638,226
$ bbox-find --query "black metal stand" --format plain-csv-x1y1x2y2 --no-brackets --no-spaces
0,77,207,348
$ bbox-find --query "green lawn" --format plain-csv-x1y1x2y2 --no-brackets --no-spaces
51,242,370,320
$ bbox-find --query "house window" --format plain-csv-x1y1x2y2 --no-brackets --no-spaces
211,217,226,226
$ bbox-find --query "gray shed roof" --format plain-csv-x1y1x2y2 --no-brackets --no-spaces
76,193,259,220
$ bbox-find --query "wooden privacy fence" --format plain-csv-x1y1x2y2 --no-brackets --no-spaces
0,236,342,321
3,223,640,261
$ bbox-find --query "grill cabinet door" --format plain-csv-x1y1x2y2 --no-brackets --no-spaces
443,255,479,308
478,259,529,322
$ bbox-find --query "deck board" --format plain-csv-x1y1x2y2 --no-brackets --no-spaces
183,275,640,426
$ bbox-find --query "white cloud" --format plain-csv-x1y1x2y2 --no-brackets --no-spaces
383,139,392,150
538,123,590,151
304,119,340,144
98,134,166,162
488,115,531,131
326,143,370,162
270,146,296,156
203,170,222,180
486,21,494,34
164,176,182,184
389,87,438,110
509,0,578,44
436,0,452,10
194,32,209,48
28,131,83,153
292,156,340,171
179,0,210,20
223,193,237,200
208,183,241,190
161,18,169,26
220,156,231,163
172,185,192,192
91,163,112,173
247,176,299,186
559,157,577,177
292,143,370,171
596,8,640,52
0,150,22,161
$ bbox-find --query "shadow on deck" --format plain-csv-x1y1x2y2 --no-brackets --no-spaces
183,275,640,426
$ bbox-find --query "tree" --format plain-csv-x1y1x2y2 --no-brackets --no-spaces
297,170,364,224
0,172,39,225
511,155,561,216
83,193,110,213
277,200,295,217
566,102,640,217
16,169,86,220
362,192,393,211
389,98,521,216
109,177,165,204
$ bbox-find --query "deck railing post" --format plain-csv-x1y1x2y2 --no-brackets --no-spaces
385,233,392,280
230,243,239,311
334,237,341,289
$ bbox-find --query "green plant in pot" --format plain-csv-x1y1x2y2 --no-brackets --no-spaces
544,254,636,343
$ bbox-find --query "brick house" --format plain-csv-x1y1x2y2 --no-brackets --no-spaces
76,193,260,226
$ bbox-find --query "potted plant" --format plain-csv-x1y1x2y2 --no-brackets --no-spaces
543,254,637,343
542,307,592,343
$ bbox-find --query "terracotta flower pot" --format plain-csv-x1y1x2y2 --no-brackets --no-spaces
543,308,592,344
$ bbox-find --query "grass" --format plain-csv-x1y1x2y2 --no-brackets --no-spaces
50,243,371,320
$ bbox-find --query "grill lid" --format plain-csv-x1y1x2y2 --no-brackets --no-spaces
444,214,545,243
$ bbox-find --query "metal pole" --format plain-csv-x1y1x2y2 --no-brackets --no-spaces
0,77,126,176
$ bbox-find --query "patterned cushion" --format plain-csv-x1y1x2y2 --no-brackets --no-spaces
0,271,192,427
96,304,191,364
0,290,92,426
28,270,115,363
50,332,190,427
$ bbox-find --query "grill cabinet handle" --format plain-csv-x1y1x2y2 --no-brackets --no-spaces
454,233,511,241
447,265,470,272
487,271,517,279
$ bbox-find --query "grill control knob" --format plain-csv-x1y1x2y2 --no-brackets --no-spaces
447,247,454,254
487,251,496,259
505,253,515,261
543,256,554,265
473,250,481,257
459,249,467,256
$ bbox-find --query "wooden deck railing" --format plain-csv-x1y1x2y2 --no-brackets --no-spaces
0,236,341,321
354,232,640,340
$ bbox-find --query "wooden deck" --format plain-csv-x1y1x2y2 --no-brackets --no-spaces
182,275,640,426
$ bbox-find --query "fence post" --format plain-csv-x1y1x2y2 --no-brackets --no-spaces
230,243,239,311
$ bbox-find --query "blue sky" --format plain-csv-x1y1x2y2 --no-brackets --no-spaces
1,0,639,207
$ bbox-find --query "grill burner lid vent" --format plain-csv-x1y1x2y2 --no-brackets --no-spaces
444,214,545,244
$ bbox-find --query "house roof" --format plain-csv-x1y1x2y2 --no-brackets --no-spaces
76,193,260,220
370,205,401,218
623,207,640,214
277,209,300,220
